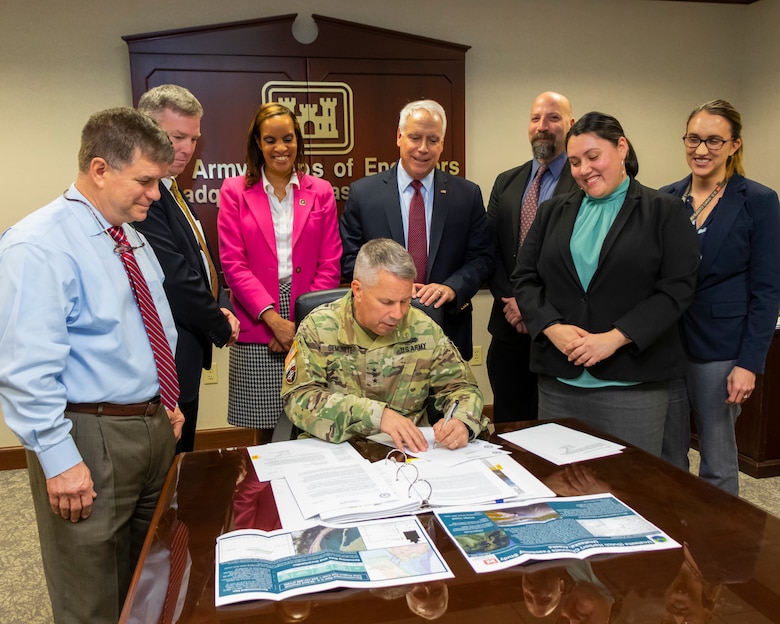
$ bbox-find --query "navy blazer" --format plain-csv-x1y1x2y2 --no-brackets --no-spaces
135,182,233,402
512,178,699,382
340,165,493,360
487,160,580,344
661,174,780,373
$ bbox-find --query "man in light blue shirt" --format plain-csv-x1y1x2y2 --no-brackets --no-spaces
0,108,184,623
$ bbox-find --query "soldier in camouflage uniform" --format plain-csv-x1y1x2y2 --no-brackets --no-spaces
282,239,486,452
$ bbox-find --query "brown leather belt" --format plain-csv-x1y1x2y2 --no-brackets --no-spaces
65,397,161,417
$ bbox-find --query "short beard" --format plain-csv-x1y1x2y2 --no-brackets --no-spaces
531,140,557,162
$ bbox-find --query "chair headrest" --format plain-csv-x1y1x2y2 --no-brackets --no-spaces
294,287,445,328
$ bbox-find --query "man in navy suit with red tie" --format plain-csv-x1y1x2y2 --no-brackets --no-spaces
340,99,493,361
136,85,240,452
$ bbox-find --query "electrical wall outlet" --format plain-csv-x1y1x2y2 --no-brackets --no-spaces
470,345,483,366
203,363,219,385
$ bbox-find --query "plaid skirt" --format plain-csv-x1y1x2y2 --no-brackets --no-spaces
227,282,291,429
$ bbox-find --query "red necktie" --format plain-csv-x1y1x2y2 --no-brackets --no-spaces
158,520,189,624
519,164,548,246
408,180,428,282
108,226,180,411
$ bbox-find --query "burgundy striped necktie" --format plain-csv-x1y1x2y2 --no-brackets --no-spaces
408,180,428,282
158,520,189,624
108,226,180,411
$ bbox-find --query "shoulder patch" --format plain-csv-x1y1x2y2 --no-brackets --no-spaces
284,341,298,384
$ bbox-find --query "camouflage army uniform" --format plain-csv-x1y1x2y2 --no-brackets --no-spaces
282,291,486,443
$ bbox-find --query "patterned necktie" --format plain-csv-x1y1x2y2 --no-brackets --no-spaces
519,164,548,246
108,226,180,411
408,180,428,282
170,178,219,299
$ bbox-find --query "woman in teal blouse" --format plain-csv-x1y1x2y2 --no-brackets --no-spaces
513,112,699,455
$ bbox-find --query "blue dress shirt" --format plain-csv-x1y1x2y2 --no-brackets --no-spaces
522,151,570,206
0,184,178,478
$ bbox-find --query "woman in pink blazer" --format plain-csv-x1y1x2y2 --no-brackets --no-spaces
218,103,341,431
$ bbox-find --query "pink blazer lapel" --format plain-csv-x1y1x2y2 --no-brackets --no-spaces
244,182,277,257
291,177,314,249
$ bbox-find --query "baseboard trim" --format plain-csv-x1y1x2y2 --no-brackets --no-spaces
1,407,496,471
0,427,262,471
737,454,780,479
192,427,259,451
0,446,26,471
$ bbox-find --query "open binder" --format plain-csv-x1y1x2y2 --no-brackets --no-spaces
284,450,519,524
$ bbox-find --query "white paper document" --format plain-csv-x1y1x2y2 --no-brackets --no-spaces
368,428,509,467
283,456,520,524
270,478,318,532
477,455,555,502
284,459,410,521
499,423,624,465
247,437,364,482
401,460,519,507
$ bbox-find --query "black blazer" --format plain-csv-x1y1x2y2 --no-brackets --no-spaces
512,178,699,382
340,165,493,360
135,182,233,402
661,174,780,373
487,160,580,344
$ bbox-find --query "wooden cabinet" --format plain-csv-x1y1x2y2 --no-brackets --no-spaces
734,330,780,477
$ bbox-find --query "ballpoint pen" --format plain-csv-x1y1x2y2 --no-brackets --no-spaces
434,400,459,449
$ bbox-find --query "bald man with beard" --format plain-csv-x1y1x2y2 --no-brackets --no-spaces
486,92,577,423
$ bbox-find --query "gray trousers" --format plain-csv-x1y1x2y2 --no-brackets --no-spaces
538,375,669,456
27,406,175,623
662,359,741,495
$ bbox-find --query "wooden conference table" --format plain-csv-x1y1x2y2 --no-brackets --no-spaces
120,419,780,623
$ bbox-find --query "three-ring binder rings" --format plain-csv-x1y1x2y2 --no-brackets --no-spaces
282,448,519,524
386,449,433,508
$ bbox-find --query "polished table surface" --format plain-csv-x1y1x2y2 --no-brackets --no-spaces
120,419,780,623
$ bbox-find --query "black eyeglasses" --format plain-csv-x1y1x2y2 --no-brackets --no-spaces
113,241,146,254
682,135,734,150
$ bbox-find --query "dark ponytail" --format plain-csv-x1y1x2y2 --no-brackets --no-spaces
567,112,639,177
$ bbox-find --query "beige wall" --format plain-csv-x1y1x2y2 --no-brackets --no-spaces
2,0,779,448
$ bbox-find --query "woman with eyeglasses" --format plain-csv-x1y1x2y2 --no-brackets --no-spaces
661,99,780,494
513,112,699,456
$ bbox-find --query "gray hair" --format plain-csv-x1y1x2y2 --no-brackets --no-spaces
398,99,447,137
354,239,416,285
78,107,173,173
138,84,203,120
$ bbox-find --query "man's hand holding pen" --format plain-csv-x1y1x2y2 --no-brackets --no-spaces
433,400,468,450
380,400,469,452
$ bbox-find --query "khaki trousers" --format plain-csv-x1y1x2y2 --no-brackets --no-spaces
26,406,175,624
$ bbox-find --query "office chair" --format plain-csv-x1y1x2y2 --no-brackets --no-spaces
271,289,349,442
294,287,444,327
271,286,446,441
294,288,350,327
